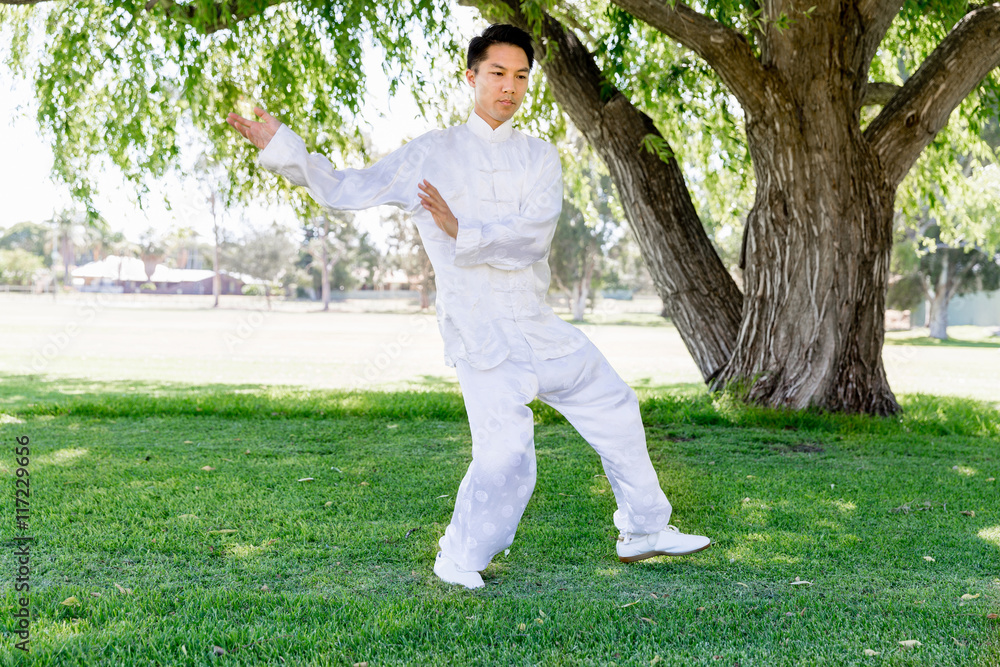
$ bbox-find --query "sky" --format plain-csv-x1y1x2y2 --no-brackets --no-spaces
0,8,480,250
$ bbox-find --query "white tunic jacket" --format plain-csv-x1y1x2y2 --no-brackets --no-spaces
258,111,589,370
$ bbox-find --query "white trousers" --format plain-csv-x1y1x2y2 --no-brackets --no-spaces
438,337,673,572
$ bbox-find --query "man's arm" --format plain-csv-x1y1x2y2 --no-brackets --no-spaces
227,106,425,212
451,145,563,271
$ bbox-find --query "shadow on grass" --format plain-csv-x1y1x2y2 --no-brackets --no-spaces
4,372,997,439
884,336,1000,349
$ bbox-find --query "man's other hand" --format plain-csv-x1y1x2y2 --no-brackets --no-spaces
418,180,459,239
226,106,280,150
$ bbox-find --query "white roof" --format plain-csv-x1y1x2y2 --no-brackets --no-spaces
72,256,219,284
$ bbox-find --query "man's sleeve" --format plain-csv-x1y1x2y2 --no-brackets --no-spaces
453,145,562,271
257,124,425,212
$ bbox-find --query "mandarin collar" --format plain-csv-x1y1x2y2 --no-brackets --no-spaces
467,110,514,143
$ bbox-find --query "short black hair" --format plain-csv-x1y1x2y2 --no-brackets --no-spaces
467,24,534,72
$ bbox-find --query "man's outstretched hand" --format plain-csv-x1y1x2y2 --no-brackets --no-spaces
418,180,458,239
226,106,280,150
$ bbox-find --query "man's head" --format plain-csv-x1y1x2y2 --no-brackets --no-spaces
466,24,534,130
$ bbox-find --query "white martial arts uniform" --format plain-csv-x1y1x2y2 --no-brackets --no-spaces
258,111,673,572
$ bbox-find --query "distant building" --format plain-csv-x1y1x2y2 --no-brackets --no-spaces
72,256,246,295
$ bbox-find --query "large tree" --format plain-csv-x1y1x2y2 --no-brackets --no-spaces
2,0,998,414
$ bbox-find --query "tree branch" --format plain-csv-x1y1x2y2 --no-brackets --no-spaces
866,4,1000,188
857,0,907,70
144,0,284,35
607,0,771,121
861,81,902,107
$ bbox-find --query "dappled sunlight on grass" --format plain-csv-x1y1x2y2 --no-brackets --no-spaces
34,447,88,466
594,567,623,578
951,465,978,477
828,499,857,513
225,541,272,559
978,526,1000,548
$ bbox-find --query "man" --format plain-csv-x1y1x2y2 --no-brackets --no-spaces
226,24,711,590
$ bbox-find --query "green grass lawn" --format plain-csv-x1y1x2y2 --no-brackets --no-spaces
1,374,998,666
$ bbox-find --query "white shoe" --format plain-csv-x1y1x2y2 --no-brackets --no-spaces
433,551,485,589
617,525,711,562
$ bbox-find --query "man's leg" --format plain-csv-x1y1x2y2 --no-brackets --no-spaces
533,341,675,536
437,357,540,574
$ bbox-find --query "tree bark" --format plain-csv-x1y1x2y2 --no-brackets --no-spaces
711,4,901,415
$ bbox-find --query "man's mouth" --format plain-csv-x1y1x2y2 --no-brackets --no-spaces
500,99,515,106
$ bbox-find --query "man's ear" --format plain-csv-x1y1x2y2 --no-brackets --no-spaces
465,68,476,87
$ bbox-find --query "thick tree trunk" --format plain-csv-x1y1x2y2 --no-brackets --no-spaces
715,86,900,414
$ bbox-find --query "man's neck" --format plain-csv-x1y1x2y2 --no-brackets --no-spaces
474,107,504,130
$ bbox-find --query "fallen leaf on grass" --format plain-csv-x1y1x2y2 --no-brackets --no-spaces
244,449,251,455
200,466,215,471
961,593,980,600
208,529,237,534
89,592,101,598
863,649,880,656
923,556,935,562
178,514,199,520
742,497,751,503
353,662,368,667
952,637,966,647
324,501,333,507
650,656,663,665
898,640,922,649
222,458,233,463
534,618,544,625
114,583,132,594
213,646,226,656
986,613,998,620
297,478,314,483
60,596,81,607
696,607,706,612
184,440,193,444
986,478,995,482
640,617,657,625
261,585,270,592
181,645,187,656
518,623,527,631
790,577,812,586
620,600,641,608
961,511,975,517
360,482,369,486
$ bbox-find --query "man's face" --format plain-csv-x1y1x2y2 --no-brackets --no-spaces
466,43,530,130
